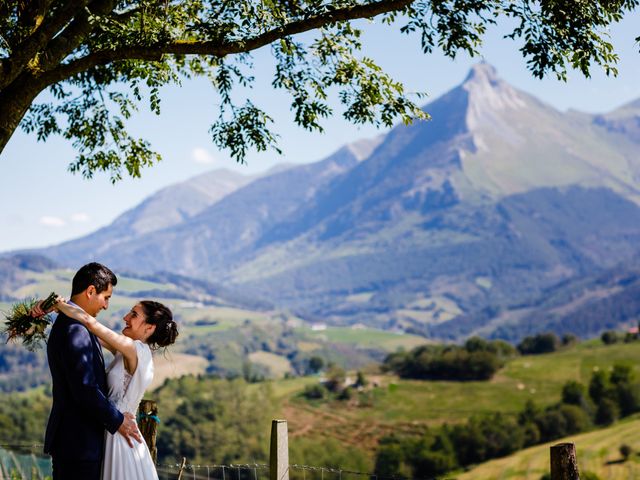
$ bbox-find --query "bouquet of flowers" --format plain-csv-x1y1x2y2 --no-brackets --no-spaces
2,292,58,350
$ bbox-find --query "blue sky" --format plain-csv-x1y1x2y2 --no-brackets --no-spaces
1,13,639,253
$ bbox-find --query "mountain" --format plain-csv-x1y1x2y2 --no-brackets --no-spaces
0,254,58,300
435,251,640,342
35,138,381,273
593,98,640,144
28,64,640,340
38,168,258,266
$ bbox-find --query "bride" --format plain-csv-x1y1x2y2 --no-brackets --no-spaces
52,297,178,480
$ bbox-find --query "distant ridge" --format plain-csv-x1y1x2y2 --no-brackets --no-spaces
26,64,640,340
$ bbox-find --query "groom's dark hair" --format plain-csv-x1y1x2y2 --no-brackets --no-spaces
71,262,118,296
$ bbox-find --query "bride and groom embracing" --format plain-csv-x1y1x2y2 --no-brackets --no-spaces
33,262,179,480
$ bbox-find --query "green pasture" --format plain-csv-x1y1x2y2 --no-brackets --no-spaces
458,415,640,480
175,305,271,325
298,326,429,352
10,270,175,303
248,351,293,378
115,277,176,293
283,341,640,440
12,269,72,298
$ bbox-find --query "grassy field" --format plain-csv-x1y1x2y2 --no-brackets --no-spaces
458,415,640,480
298,326,429,352
278,341,640,454
248,351,293,378
151,352,208,390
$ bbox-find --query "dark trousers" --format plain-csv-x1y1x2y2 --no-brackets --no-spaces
52,456,101,480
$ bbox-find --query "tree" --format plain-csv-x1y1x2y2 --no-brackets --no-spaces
517,333,561,355
324,364,346,392
561,380,589,409
601,330,621,345
1,0,638,181
594,397,618,425
307,355,324,374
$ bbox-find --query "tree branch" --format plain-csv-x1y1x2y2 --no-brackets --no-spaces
43,0,416,86
39,0,118,70
0,0,88,89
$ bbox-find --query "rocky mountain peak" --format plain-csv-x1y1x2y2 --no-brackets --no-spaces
463,62,500,84
460,63,530,130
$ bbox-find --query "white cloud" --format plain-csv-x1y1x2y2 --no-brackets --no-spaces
40,216,66,227
192,147,216,164
71,212,90,222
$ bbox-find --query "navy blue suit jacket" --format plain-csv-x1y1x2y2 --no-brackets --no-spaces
44,311,124,461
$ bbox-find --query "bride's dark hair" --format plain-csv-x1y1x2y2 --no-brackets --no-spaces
140,301,178,350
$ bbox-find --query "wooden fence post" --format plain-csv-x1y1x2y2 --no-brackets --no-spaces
550,442,580,480
177,457,187,480
138,399,159,464
270,419,289,480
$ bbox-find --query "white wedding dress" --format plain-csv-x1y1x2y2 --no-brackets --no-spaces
103,340,159,480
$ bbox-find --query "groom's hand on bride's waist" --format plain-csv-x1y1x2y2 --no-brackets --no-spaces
118,412,143,447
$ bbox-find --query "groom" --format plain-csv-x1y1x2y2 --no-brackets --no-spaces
42,262,141,479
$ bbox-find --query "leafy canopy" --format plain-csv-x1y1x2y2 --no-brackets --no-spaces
1,0,638,182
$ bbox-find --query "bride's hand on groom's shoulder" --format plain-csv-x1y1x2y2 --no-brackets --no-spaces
118,412,143,448
30,301,50,318
53,295,66,311
29,295,67,318
30,295,65,317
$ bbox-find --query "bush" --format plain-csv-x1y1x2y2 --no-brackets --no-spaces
517,333,560,355
601,330,621,345
562,381,587,406
302,384,326,400
588,370,611,404
324,365,346,392
337,387,353,401
374,437,407,477
307,356,324,374
615,382,640,416
620,444,632,461
383,341,507,381
411,450,457,478
595,398,619,426
355,371,368,388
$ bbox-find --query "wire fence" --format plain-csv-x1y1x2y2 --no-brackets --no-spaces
156,462,269,480
0,445,449,480
0,444,50,480
154,461,448,480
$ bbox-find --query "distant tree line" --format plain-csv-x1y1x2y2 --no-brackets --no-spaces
516,332,577,355
374,363,640,478
0,388,51,444
0,345,49,392
600,325,640,345
382,337,517,381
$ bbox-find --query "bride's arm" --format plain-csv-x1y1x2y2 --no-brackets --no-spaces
56,301,138,374
98,338,117,355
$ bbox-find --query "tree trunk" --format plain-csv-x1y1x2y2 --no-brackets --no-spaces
0,78,43,155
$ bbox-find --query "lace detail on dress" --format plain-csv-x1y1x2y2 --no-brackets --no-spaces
106,341,154,414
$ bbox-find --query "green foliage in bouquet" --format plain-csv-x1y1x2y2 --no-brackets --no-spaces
3,292,58,351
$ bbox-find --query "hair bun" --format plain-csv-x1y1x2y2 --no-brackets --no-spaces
141,301,179,350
